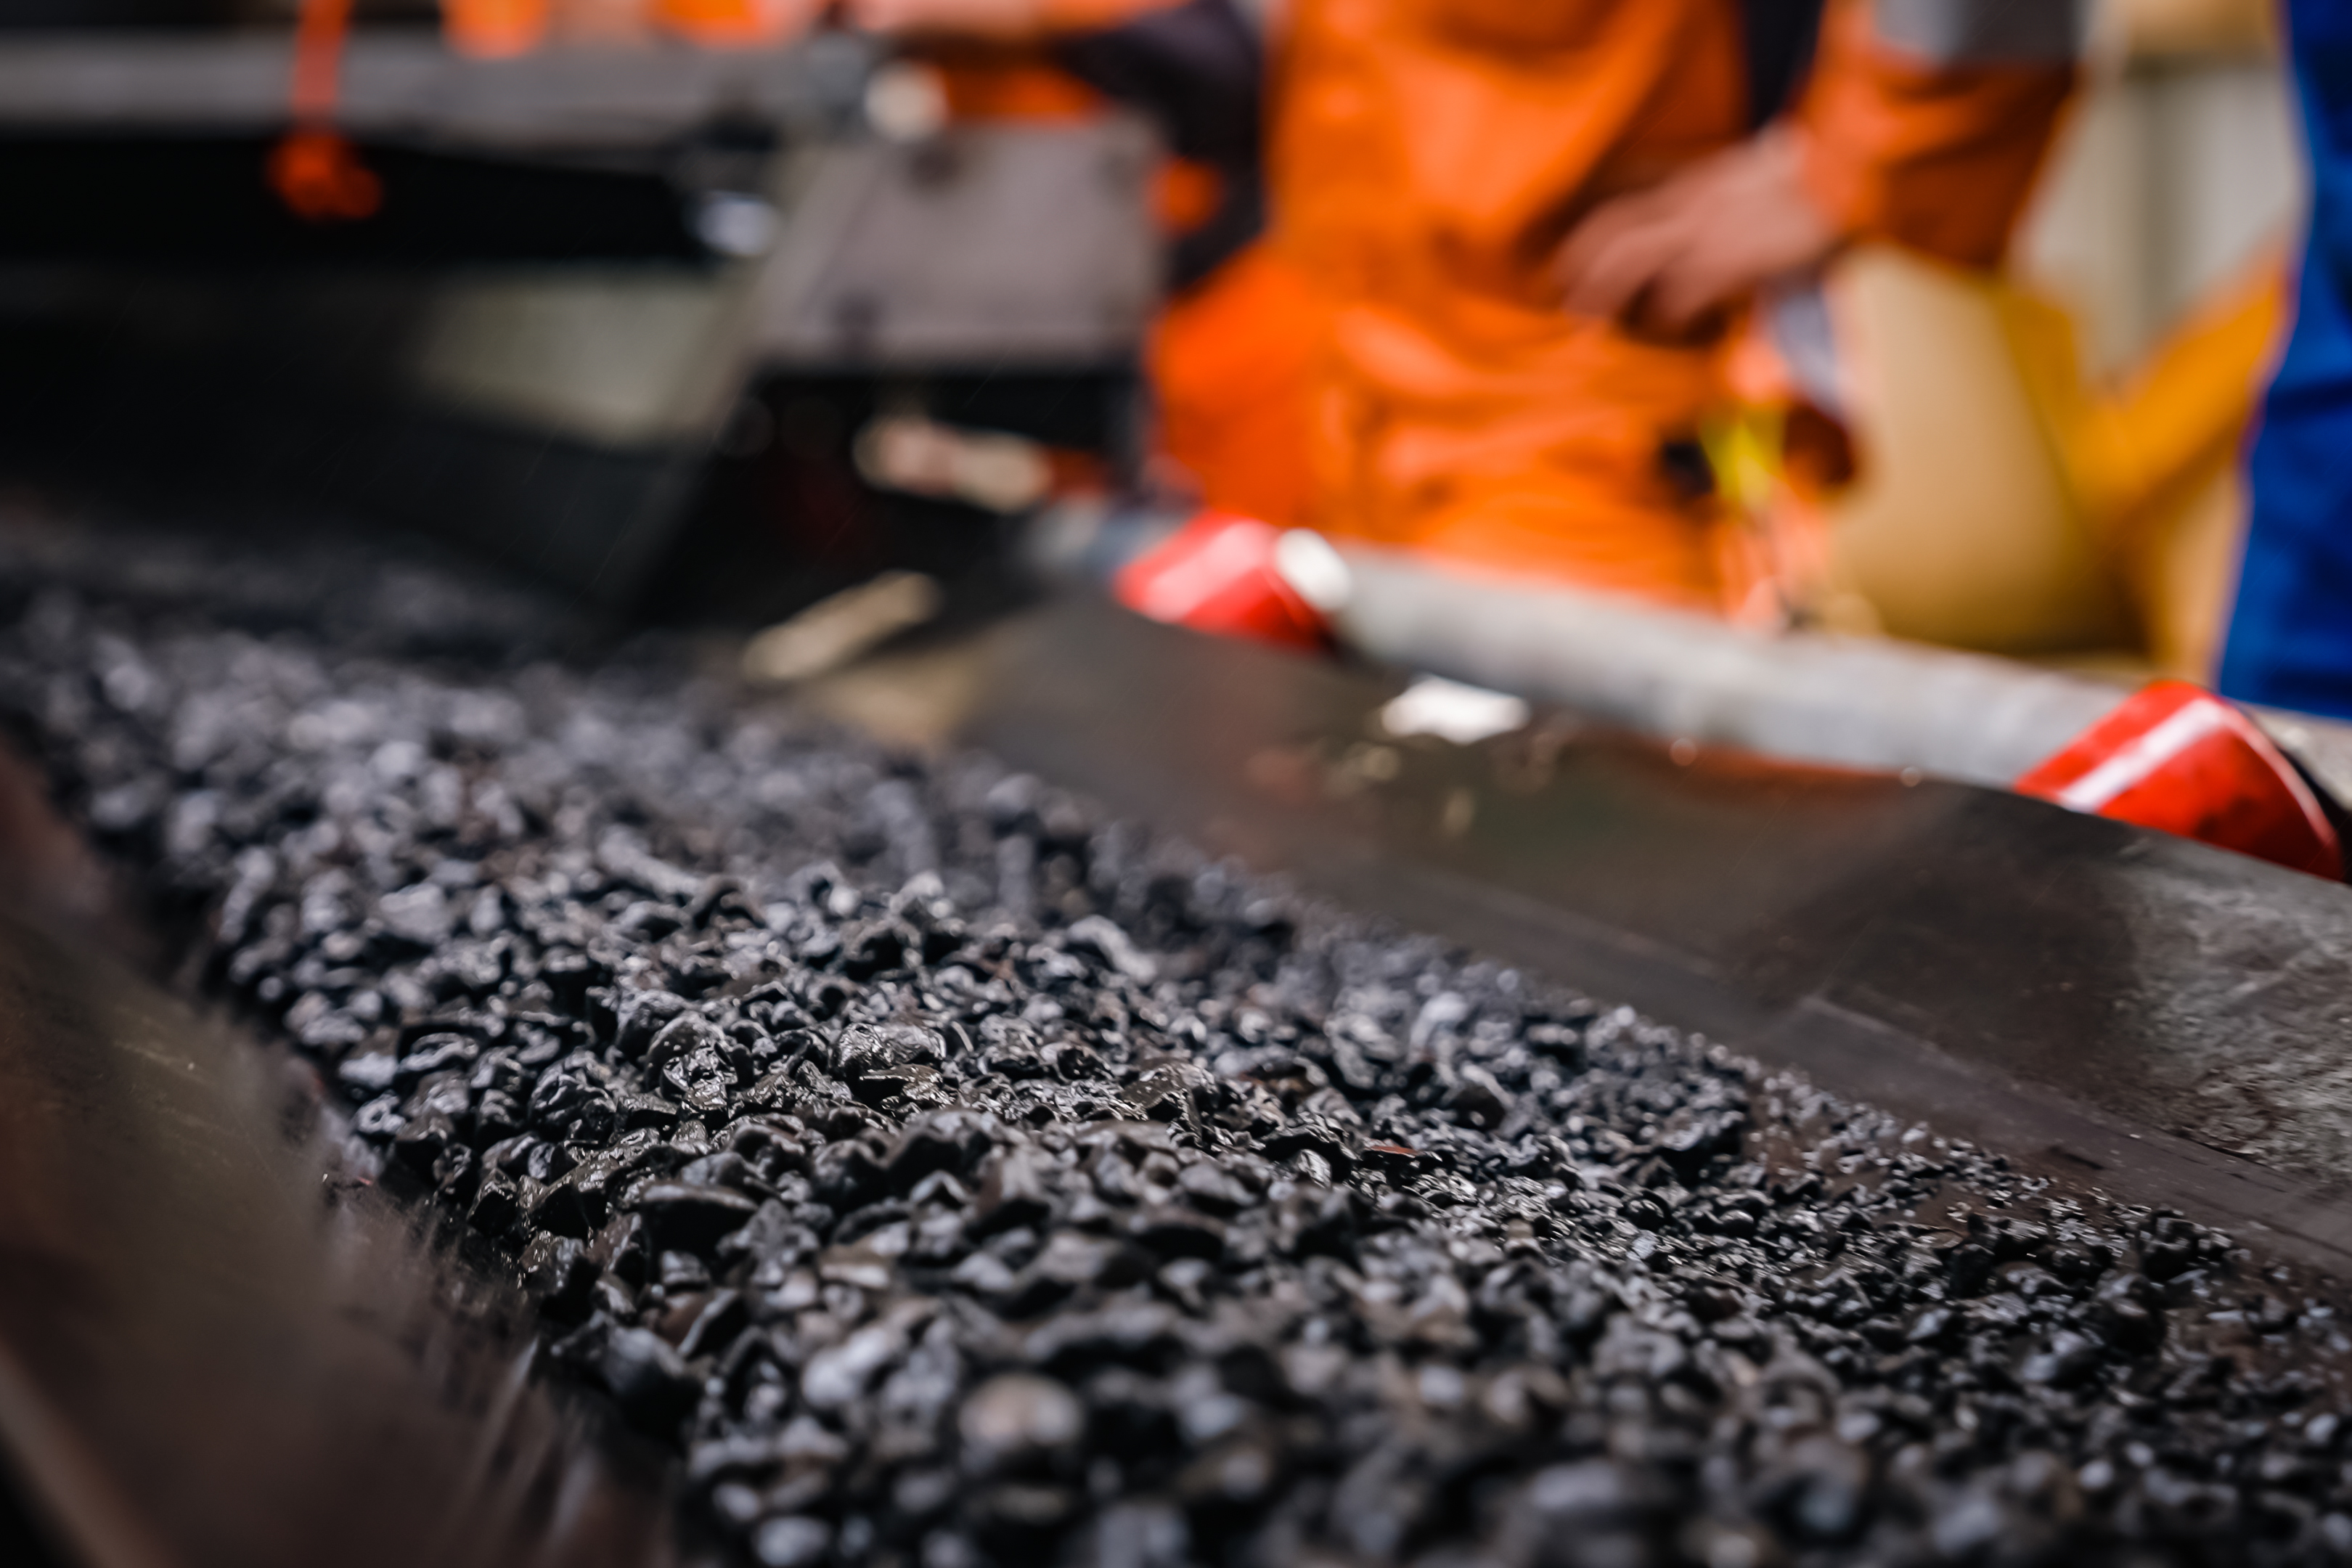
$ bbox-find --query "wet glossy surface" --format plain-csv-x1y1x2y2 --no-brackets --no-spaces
915,600,2352,1269
9,584,2352,1567
0,912,681,1568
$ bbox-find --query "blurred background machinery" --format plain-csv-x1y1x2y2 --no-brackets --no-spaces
0,0,2311,667
0,1,1156,620
7,12,2352,1561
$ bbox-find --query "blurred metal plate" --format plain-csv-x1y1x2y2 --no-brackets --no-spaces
754,122,1159,369
0,911,678,1568
0,32,834,151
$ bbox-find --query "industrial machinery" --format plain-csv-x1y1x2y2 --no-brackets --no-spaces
3,511,2352,1567
0,10,1156,610
7,9,2352,1568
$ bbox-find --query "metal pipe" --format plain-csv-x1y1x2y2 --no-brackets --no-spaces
1029,507,2352,801
1329,545,2129,787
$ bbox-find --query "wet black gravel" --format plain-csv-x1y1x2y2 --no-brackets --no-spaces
6,518,2352,1568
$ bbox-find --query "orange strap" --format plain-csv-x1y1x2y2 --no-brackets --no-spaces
270,0,382,222
290,0,354,121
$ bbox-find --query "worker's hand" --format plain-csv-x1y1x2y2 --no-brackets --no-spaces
1553,128,1843,343
841,0,1049,36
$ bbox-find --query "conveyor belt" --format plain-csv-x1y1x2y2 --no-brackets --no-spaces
8,547,2352,1568
0,909,677,1568
827,598,2352,1270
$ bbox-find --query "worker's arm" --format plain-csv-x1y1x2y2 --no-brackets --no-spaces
1558,0,2081,338
1793,0,2081,268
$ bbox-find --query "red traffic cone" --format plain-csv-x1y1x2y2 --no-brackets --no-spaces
1111,510,1349,652
2015,679,2343,880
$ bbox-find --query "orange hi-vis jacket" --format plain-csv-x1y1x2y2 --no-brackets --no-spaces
450,0,2076,609
1049,0,2078,608
1270,0,2079,608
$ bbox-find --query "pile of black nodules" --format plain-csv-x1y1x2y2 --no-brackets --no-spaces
4,531,2352,1568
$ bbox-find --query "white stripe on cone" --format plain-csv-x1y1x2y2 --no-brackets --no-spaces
2051,699,2230,812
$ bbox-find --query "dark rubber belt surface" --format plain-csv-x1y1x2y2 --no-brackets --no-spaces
900,600,2352,1270
0,911,677,1568
5,571,2352,1567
